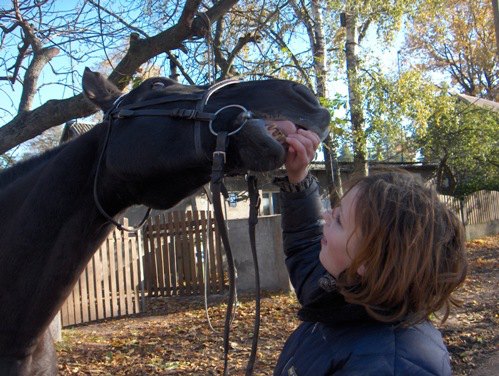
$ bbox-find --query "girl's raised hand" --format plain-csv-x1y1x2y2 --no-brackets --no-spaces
285,128,321,183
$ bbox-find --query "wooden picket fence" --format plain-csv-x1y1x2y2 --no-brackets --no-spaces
462,190,499,225
142,210,225,297
60,211,225,327
60,221,142,326
438,190,499,225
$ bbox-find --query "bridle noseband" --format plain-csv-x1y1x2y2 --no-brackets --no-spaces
93,79,262,375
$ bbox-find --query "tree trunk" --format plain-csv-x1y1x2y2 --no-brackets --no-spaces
492,0,499,55
345,11,368,177
309,0,342,203
322,134,342,207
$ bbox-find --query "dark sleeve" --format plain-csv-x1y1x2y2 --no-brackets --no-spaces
277,177,328,307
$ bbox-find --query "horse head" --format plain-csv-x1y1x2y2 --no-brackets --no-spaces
83,68,330,209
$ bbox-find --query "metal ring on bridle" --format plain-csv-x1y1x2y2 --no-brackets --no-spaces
208,104,252,136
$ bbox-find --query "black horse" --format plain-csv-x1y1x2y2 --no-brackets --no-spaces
0,68,330,375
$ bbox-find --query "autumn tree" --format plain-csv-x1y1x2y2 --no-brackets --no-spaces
325,0,417,176
361,67,435,162
418,91,499,195
362,64,499,195
404,0,498,100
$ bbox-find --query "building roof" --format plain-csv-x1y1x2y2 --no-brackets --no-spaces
457,93,499,113
59,120,96,144
308,161,437,172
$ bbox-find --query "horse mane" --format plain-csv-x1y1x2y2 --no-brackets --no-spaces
0,144,67,191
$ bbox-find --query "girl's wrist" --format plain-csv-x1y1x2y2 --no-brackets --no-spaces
288,169,309,184
273,172,317,193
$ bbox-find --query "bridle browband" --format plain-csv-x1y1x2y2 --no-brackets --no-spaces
92,79,262,375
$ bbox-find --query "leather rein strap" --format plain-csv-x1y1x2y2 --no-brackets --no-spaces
94,79,262,374
246,174,261,375
210,132,261,376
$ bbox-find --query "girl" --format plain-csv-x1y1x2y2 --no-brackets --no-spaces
273,126,467,375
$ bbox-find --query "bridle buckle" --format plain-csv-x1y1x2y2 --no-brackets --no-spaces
212,150,226,163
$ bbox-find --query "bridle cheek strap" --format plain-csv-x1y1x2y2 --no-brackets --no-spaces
210,131,234,376
245,174,261,375
210,131,261,376
194,79,242,161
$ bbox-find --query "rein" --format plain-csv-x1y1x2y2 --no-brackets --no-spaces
210,131,262,376
92,79,262,374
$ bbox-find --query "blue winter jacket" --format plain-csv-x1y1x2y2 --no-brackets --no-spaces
274,179,452,376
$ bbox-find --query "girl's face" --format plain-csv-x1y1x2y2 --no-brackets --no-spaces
319,186,364,278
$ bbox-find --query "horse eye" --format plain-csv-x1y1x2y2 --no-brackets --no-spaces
152,82,165,89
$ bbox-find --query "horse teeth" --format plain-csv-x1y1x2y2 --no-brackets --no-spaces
273,130,286,142
266,122,286,143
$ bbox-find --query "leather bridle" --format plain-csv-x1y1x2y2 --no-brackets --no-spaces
93,79,262,375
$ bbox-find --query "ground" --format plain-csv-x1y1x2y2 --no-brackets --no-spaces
439,235,498,375
57,235,498,375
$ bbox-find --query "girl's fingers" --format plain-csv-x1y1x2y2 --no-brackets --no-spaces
286,137,307,161
298,129,321,149
288,129,320,150
286,130,319,161
284,129,322,179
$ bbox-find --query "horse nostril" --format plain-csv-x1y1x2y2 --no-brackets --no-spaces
293,84,319,106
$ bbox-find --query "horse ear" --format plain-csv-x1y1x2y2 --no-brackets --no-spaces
82,67,122,111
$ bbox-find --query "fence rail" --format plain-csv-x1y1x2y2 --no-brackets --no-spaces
143,211,225,297
438,190,499,225
60,212,224,327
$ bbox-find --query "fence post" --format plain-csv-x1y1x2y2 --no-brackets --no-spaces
137,228,146,312
459,197,467,227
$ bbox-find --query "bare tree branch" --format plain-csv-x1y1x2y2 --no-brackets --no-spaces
264,28,313,88
18,46,59,112
0,0,240,155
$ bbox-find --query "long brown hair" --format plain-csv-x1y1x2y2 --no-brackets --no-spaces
337,169,468,325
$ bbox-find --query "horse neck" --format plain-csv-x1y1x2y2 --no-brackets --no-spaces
0,121,218,358
0,124,129,358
